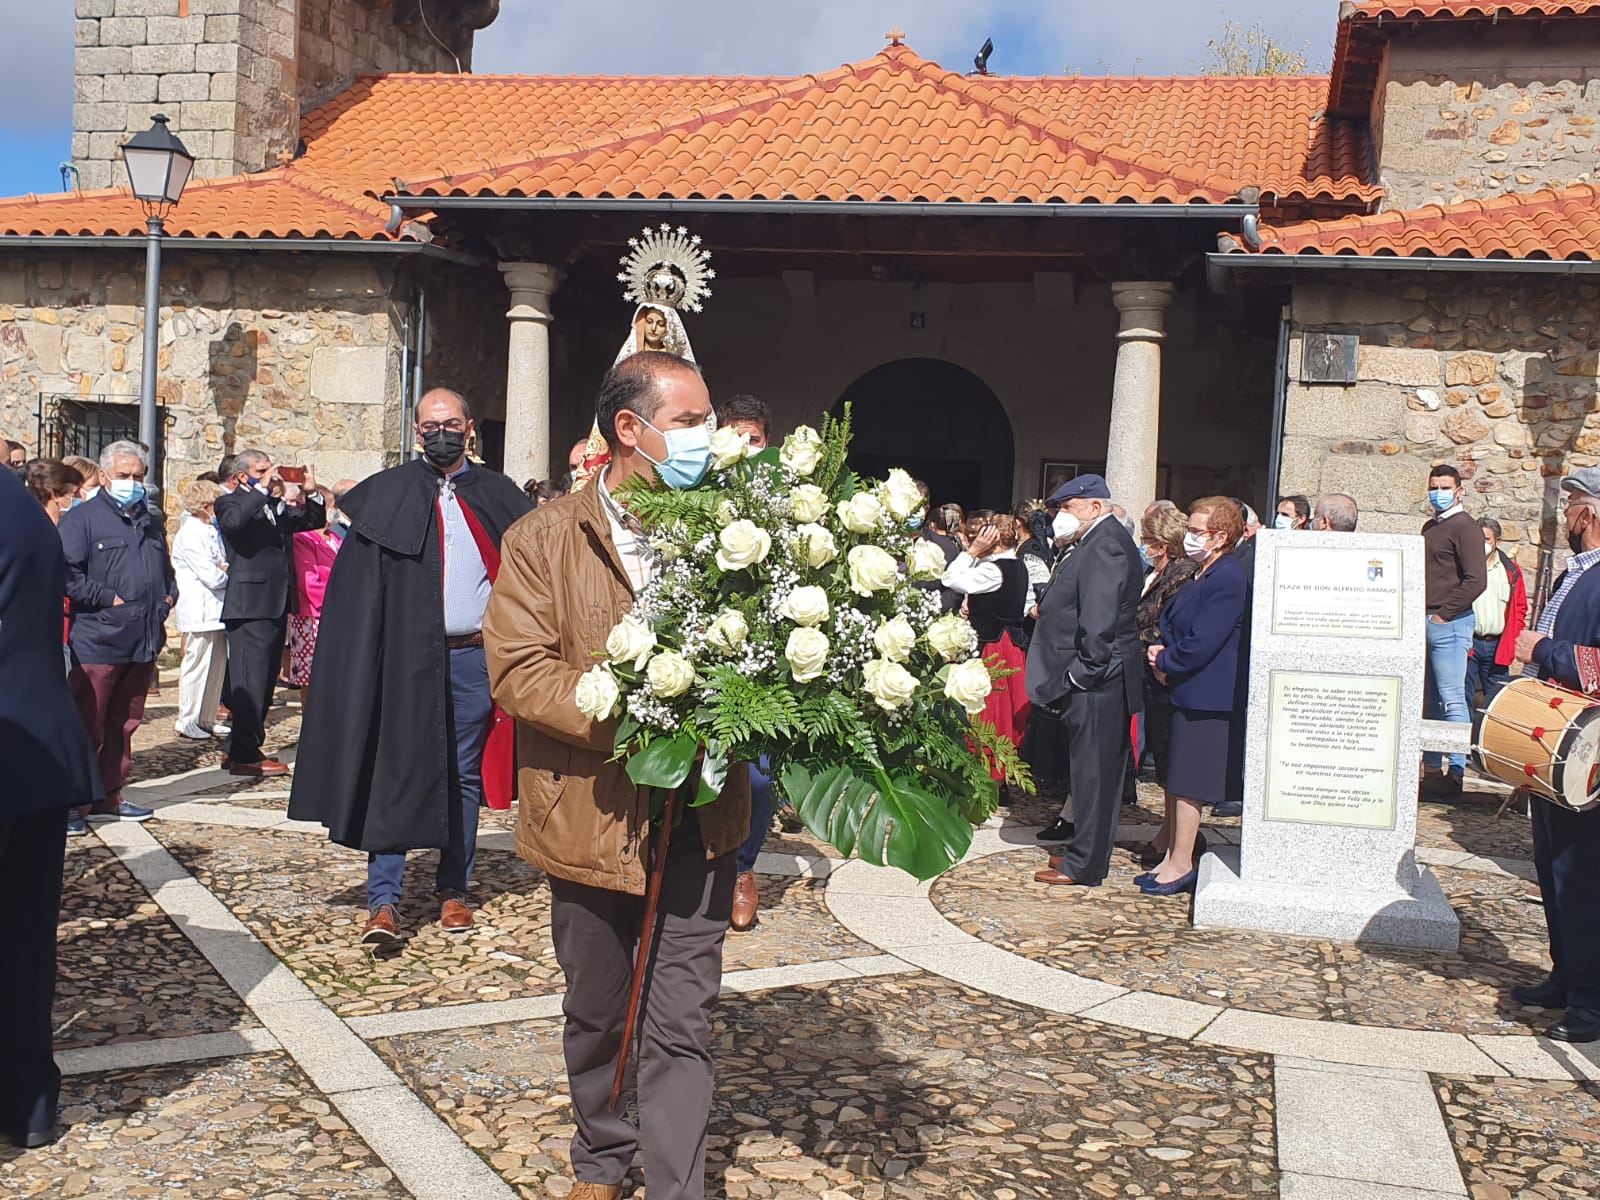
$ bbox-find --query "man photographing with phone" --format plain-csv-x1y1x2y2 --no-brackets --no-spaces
215,448,325,777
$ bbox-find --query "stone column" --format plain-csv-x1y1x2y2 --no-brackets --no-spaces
499,262,563,485
1105,282,1175,515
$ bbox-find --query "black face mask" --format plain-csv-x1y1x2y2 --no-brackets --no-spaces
421,428,466,469
1569,515,1587,556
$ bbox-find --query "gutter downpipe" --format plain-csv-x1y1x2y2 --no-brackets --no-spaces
398,300,412,463
408,286,426,463
1265,304,1291,519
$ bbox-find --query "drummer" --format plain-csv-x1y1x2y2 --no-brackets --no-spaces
1513,466,1600,1045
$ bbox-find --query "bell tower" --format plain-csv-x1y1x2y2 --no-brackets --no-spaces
71,0,500,190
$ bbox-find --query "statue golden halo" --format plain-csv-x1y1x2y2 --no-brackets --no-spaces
617,224,715,314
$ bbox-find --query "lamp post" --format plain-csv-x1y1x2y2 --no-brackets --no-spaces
121,114,193,494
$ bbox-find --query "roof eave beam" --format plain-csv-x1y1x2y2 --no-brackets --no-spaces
0,235,484,266
1206,250,1600,291
383,195,1258,220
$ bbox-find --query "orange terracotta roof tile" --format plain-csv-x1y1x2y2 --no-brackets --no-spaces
1237,184,1600,258
0,42,1378,241
1346,1,1600,16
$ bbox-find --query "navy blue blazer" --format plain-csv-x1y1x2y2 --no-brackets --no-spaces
1155,552,1249,714
1531,564,1600,686
0,470,101,816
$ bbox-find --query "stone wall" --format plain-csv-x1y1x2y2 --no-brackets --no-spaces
1277,276,1600,567
0,251,408,502
72,0,497,189
1378,25,1600,211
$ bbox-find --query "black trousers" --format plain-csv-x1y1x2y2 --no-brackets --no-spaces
0,808,67,1144
1531,798,1600,1011
224,615,286,764
1060,683,1130,885
547,815,736,1200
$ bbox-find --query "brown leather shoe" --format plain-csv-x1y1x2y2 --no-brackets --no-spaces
361,905,400,945
568,1182,622,1200
1047,853,1062,870
439,894,473,932
228,757,289,777
731,870,760,931
1033,867,1098,886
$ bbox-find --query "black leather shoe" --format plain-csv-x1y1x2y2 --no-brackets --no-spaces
4,1124,64,1149
1511,977,1568,1009
1035,817,1075,843
1547,1008,1600,1044
1212,800,1243,818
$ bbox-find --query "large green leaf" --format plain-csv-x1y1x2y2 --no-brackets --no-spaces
693,739,729,808
780,761,973,881
627,731,698,790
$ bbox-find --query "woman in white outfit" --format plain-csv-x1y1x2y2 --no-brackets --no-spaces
171,479,230,740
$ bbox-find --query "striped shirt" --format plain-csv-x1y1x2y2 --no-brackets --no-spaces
598,468,660,593
1522,544,1600,675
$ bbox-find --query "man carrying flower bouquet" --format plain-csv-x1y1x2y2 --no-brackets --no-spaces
484,351,751,1200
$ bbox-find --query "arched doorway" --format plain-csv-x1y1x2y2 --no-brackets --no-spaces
832,359,1014,512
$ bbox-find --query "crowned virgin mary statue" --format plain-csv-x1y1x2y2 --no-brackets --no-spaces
570,225,715,491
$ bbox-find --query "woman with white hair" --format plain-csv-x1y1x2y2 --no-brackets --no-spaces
171,478,230,740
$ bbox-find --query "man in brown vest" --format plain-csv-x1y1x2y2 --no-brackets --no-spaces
485,351,749,1200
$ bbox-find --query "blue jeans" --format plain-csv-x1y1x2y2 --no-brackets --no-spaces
1424,612,1475,775
736,757,774,875
367,646,494,910
1468,635,1510,711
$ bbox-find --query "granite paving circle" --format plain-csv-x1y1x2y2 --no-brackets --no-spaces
375,972,1277,1199
930,846,1549,1036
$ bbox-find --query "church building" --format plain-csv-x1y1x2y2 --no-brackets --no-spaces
2,1,1600,570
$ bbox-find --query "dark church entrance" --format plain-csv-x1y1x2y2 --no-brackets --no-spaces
833,359,1014,513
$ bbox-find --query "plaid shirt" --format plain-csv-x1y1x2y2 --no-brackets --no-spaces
1523,544,1600,675
597,468,660,593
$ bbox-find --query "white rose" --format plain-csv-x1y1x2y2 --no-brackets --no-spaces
710,425,753,470
715,498,739,527
837,492,886,535
873,615,917,663
790,522,838,568
927,612,979,661
780,425,824,477
716,519,773,571
574,664,621,721
862,658,918,712
705,609,749,655
905,539,948,582
879,468,926,522
778,585,830,628
789,484,829,523
605,614,657,670
645,649,696,698
785,627,830,682
944,658,993,716
846,544,900,597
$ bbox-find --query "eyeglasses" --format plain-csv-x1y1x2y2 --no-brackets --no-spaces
1185,525,1212,536
418,419,466,434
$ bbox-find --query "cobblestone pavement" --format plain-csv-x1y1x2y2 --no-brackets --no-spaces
10,694,1589,1199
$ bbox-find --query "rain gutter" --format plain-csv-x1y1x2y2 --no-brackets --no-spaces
0,235,484,266
384,195,1257,220
1207,250,1600,290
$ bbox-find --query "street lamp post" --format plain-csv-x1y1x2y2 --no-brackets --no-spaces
121,114,193,496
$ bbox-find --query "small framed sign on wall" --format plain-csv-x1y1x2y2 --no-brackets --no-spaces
1301,331,1359,385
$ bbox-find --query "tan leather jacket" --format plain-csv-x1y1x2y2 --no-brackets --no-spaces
484,480,750,895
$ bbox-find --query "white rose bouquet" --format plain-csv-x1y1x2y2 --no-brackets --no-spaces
582,408,1031,880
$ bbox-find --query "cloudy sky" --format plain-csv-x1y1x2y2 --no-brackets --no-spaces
0,0,1335,197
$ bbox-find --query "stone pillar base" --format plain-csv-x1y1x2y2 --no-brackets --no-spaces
1193,846,1461,952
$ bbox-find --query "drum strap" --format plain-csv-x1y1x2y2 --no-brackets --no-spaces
1575,646,1600,696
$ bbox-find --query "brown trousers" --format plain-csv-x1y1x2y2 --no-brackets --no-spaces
548,813,735,1200
68,660,155,809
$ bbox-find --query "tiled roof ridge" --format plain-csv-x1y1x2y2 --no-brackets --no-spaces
1345,1,1600,18
1246,181,1600,256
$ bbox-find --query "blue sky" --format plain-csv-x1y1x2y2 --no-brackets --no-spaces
0,1,1336,199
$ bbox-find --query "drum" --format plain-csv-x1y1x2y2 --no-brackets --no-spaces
1475,677,1600,812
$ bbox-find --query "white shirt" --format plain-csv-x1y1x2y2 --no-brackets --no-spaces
941,548,1016,596
598,468,661,592
439,469,491,636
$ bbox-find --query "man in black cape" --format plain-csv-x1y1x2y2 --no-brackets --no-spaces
290,388,532,942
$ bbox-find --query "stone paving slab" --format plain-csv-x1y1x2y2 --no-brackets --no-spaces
1435,1074,1600,1200
0,1052,408,1199
931,847,1550,1036
127,703,300,786
375,971,1278,1199
56,839,255,1051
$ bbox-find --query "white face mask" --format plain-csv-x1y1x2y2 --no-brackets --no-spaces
1184,531,1214,562
1484,541,1495,558
1275,514,1295,531
1052,511,1081,542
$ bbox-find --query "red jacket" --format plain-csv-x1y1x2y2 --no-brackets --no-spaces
1472,550,1527,668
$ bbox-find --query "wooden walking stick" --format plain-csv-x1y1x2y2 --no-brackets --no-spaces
609,783,678,1111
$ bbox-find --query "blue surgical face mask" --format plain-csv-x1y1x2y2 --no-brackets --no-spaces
1138,543,1153,569
906,515,923,530
107,479,146,507
1429,487,1456,512
639,417,712,490
1274,514,1295,531
63,496,79,512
